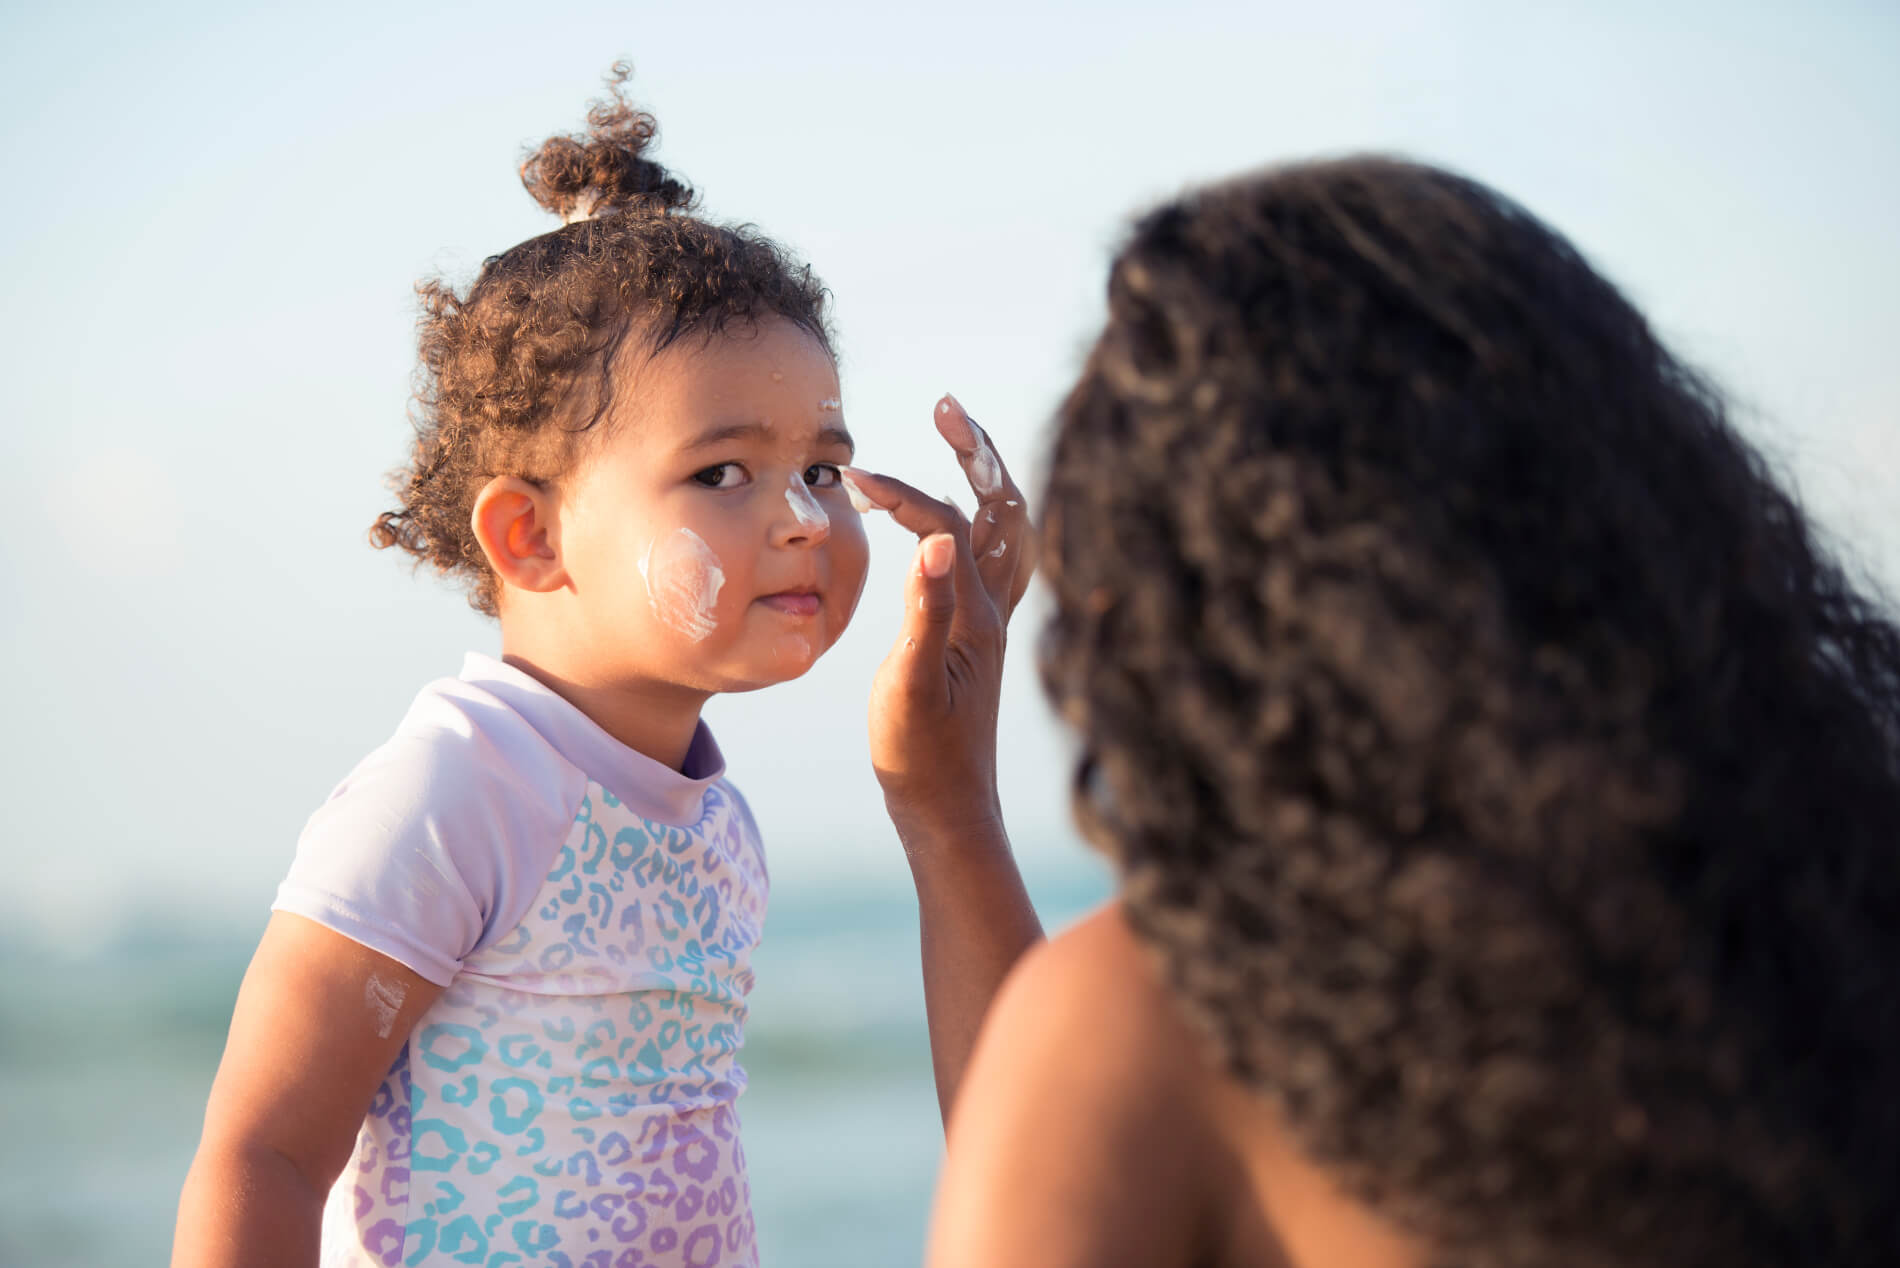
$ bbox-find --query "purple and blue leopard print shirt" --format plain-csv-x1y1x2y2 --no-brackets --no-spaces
274,652,769,1267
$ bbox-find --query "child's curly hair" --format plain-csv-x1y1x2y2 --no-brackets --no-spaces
370,63,832,615
1040,157,1900,1267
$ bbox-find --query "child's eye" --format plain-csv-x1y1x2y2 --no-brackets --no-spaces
693,463,748,489
804,464,842,489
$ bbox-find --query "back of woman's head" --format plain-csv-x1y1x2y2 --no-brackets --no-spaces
370,63,831,615
1040,157,1900,1267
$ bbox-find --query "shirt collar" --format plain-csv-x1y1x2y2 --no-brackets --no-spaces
459,651,726,826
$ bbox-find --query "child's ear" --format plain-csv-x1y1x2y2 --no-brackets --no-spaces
471,476,567,595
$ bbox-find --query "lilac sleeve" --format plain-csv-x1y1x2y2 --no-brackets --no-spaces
273,682,586,987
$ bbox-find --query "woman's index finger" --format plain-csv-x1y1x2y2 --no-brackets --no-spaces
932,394,1032,615
841,467,963,540
934,393,1023,510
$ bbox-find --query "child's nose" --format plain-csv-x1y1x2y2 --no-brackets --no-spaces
777,472,832,547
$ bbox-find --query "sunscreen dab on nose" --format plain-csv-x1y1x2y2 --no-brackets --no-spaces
786,472,828,531
639,528,727,641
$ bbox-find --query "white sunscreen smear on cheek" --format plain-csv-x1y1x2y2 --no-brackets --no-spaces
786,472,829,531
639,528,727,641
365,972,407,1039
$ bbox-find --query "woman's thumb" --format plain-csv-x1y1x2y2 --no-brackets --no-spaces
902,533,959,673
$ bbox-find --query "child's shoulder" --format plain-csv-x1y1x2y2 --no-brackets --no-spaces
275,666,593,983
325,668,588,827
291,666,593,899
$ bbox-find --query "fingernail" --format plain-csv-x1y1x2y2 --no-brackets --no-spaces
840,467,890,513
840,468,877,514
922,535,955,578
937,394,979,451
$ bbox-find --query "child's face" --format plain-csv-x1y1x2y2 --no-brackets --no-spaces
553,318,869,693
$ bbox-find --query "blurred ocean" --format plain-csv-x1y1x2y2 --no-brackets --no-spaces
0,856,1112,1268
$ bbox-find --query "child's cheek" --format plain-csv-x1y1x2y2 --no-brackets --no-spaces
637,527,727,642
831,513,871,635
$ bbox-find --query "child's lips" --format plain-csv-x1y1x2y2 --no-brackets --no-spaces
758,590,821,617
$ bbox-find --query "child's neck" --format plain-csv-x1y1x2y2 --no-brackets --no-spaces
499,648,712,775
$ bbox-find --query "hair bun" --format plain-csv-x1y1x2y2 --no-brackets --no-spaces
520,61,694,224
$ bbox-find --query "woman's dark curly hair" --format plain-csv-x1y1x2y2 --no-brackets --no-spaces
370,63,832,615
1040,157,1900,1267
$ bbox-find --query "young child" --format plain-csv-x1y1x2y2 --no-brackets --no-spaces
173,69,921,1268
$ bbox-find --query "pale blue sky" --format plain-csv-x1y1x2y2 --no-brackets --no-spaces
1,0,1895,944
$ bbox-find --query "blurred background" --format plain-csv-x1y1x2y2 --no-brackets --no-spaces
1,1,1895,1264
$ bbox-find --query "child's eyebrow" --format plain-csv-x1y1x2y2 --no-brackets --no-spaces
682,421,855,455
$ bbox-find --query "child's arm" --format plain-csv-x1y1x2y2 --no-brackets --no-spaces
851,395,1044,1124
172,912,442,1268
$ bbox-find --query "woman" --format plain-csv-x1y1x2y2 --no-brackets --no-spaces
875,158,1900,1267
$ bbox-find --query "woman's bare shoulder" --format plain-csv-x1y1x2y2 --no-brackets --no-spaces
926,900,1278,1267
946,901,1420,1268
1017,900,1166,1014
1022,902,1208,1059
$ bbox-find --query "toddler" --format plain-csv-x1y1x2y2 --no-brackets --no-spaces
175,68,888,1268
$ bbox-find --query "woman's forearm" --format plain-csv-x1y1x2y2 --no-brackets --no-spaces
899,814,1045,1125
850,396,1044,1127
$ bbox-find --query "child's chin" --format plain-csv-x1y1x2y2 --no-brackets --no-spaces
713,642,823,692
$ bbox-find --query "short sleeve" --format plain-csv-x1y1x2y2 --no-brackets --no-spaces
272,681,587,987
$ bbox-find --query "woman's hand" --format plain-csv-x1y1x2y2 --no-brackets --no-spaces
848,393,1037,844
846,392,1043,1123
